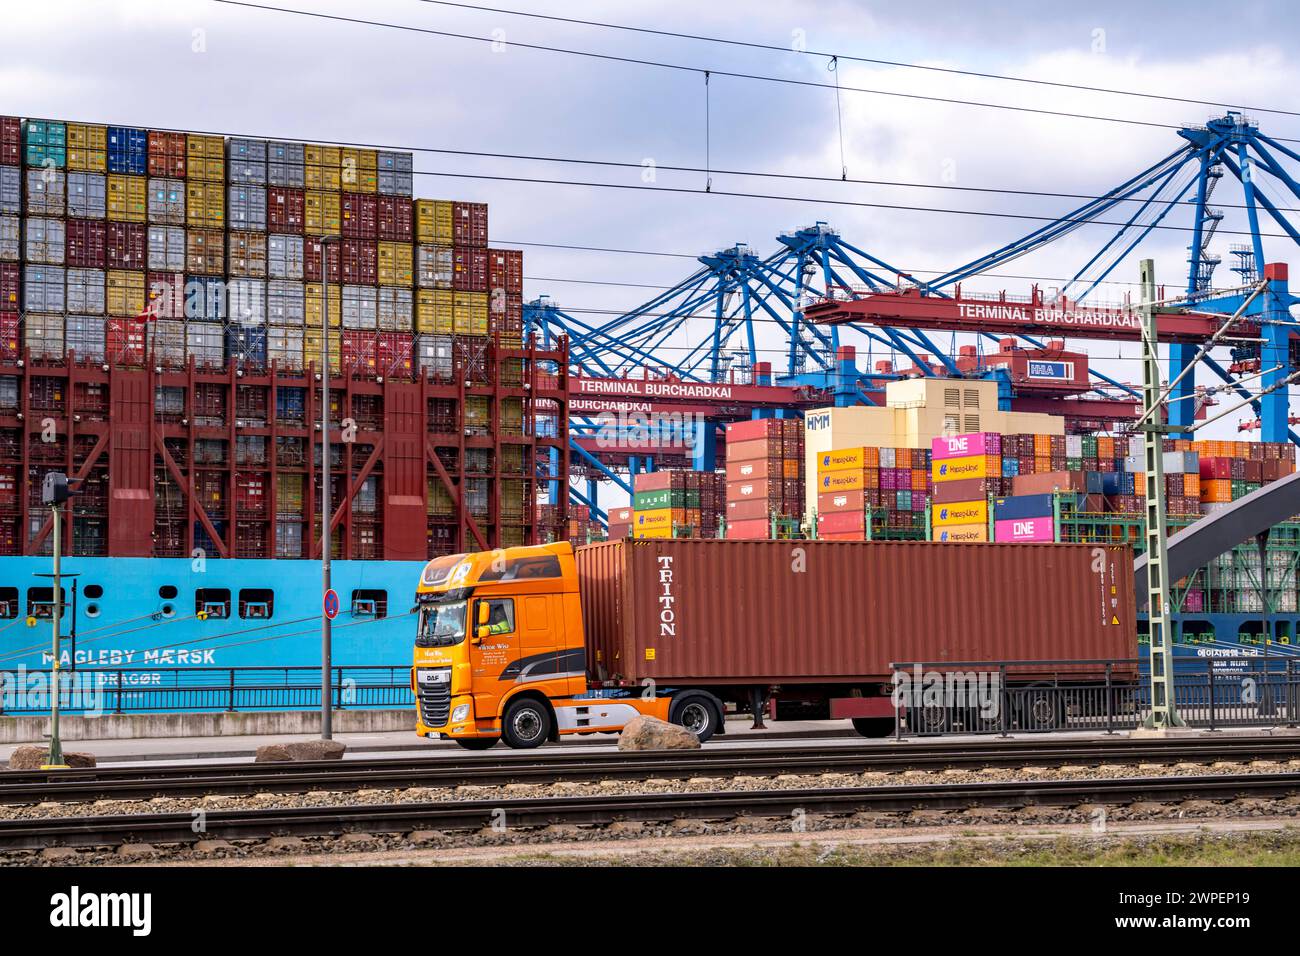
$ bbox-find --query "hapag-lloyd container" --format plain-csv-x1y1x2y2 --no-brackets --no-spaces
575,539,1135,683
934,524,987,543
932,432,1001,460
994,516,1055,543
932,500,987,527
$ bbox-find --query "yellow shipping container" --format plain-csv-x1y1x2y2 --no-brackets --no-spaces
633,507,684,538
305,191,341,236
932,523,988,543
66,123,107,172
816,447,876,474
185,181,225,229
186,134,225,182
416,288,454,333
303,329,342,372
377,241,413,287
340,147,378,193
106,270,146,317
107,174,147,223
304,283,341,329
932,500,987,527
415,199,454,245
931,454,996,483
817,470,867,492
304,144,341,190
468,290,489,335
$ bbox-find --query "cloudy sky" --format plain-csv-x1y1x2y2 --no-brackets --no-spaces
5,0,1300,435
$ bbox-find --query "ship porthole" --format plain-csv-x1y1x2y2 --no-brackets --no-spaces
161,603,176,618
85,603,100,618
159,585,178,600
84,584,104,599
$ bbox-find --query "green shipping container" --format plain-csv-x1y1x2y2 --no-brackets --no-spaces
634,488,699,510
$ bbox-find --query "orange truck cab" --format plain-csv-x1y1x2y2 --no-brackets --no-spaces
412,542,714,750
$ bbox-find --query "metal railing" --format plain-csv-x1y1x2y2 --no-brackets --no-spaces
0,665,414,715
888,657,1300,737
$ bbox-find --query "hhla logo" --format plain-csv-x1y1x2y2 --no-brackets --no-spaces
50,886,152,936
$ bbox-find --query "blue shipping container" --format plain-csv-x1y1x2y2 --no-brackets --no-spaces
993,494,1054,521
1100,471,1136,496
185,275,227,321
1083,471,1105,494
275,387,306,421
1001,458,1019,478
107,126,148,175
24,119,66,168
226,322,268,368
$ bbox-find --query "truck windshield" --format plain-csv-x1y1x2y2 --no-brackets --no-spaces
416,601,467,647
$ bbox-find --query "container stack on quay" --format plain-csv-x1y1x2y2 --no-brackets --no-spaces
815,445,931,540
0,113,570,560
629,469,725,539
724,418,804,539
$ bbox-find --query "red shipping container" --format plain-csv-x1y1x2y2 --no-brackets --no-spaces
147,130,186,178
106,318,147,365
376,332,413,378
724,518,770,540
303,237,342,283
727,438,784,463
0,117,19,166
0,262,17,311
236,475,267,516
107,222,147,269
0,313,18,361
341,192,377,240
817,488,867,514
726,498,773,521
377,196,413,242
147,271,185,319
725,456,788,482
341,330,377,376
608,507,634,525
1198,458,1231,480
488,248,523,294
726,418,783,443
1242,459,1263,483
452,201,488,247
818,510,866,535
727,478,781,502
633,471,678,492
453,247,488,292
932,477,996,504
66,219,107,268
268,187,305,233
339,240,377,285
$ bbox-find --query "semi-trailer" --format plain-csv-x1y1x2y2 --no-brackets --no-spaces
411,538,1135,748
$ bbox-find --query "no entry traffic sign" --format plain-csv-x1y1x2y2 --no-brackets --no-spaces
323,588,340,620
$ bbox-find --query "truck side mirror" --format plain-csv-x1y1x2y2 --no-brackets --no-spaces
475,625,489,642
478,602,490,626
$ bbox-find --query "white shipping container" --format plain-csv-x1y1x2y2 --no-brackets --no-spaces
416,245,453,288
147,178,185,226
1065,435,1082,459
186,321,225,368
227,185,267,232
25,169,66,216
227,138,268,185
0,216,19,262
147,225,186,272
66,315,107,362
228,278,267,325
275,520,303,558
150,319,187,365
415,334,453,375
67,172,107,219
0,167,20,216
377,286,413,331
267,234,304,280
341,284,377,329
377,170,413,197
24,218,65,265
66,267,106,314
24,313,64,359
268,327,304,370
267,279,305,326
24,265,66,312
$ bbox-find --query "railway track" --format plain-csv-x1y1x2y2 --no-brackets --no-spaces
2,771,1298,852
3,734,1299,806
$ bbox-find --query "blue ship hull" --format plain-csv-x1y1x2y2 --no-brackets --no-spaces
0,556,425,671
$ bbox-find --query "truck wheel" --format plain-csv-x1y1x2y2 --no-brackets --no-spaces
502,697,552,749
851,717,895,738
911,704,951,735
669,692,719,743
1018,689,1064,731
454,737,498,751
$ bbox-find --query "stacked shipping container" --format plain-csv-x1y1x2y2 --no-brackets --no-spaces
629,470,725,539
724,418,804,539
0,114,567,558
815,445,931,540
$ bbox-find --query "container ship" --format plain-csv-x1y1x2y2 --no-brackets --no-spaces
0,115,570,672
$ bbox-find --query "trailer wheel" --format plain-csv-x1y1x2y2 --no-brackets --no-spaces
851,717,895,738
669,692,720,743
454,737,499,751
911,704,952,735
501,697,552,749
1017,688,1065,731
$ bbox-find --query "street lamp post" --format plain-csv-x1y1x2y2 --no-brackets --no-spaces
320,236,340,740
39,472,75,769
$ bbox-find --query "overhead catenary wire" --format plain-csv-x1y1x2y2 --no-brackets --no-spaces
207,0,1300,145
417,0,1300,121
